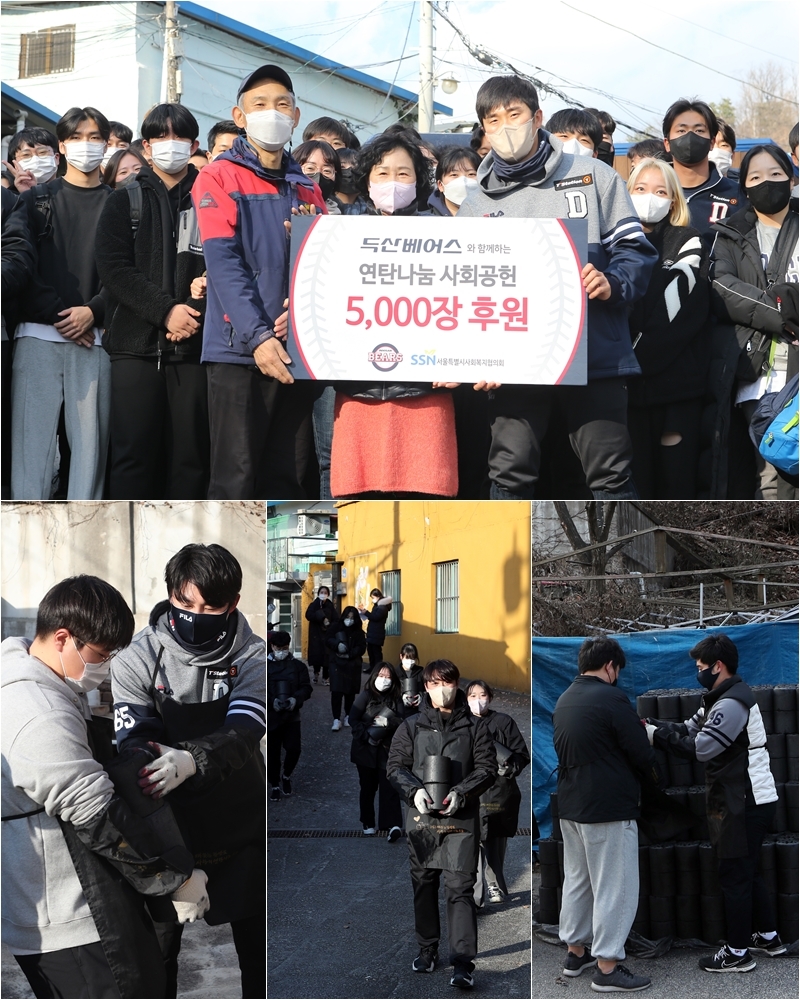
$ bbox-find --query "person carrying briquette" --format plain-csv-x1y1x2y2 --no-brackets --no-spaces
644,633,785,973
110,543,266,998
268,630,312,801
387,659,497,990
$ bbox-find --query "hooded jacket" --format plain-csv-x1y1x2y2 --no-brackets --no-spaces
361,596,393,645
349,685,404,768
682,163,747,249
267,651,312,732
95,165,206,359
458,132,658,380
627,219,711,406
476,708,530,839
1,637,190,954
326,617,367,695
304,596,337,665
386,689,497,870
111,601,266,791
192,135,326,365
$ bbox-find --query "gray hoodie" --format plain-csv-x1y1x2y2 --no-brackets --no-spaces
1,636,112,953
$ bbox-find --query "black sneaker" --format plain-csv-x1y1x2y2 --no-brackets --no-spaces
412,948,438,973
750,932,787,956
564,947,598,977
450,966,474,989
591,964,651,992
699,945,756,973
387,825,402,843
281,775,292,796
269,786,281,802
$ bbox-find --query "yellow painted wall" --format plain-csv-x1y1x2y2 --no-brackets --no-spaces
335,501,531,693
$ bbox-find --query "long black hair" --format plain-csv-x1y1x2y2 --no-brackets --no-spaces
366,660,401,699
738,143,794,199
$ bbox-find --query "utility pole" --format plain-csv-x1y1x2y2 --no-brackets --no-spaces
165,1,183,103
418,0,434,133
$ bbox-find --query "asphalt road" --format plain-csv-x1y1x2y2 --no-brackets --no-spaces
267,669,533,999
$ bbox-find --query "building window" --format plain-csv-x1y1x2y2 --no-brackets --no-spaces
19,25,75,79
435,560,459,633
380,570,401,636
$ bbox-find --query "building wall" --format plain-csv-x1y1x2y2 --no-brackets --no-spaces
1,501,266,638
335,501,531,693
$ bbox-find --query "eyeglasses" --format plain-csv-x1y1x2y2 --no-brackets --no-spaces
72,636,119,665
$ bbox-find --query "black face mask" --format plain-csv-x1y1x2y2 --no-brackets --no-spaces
338,167,358,195
168,603,233,651
597,140,615,166
319,175,336,201
669,132,712,165
697,665,717,690
746,178,792,215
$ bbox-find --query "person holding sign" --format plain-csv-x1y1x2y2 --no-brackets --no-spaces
458,76,659,501
329,131,460,499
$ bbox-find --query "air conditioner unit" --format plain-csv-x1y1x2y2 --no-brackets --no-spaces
297,515,325,536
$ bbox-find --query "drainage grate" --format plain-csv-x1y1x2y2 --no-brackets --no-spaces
269,827,533,839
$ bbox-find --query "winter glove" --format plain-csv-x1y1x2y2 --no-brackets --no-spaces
413,788,434,814
402,692,420,707
645,724,657,746
139,743,197,798
285,696,297,711
171,869,209,923
498,761,517,779
768,282,799,338
372,715,388,727
441,790,464,817
337,642,347,653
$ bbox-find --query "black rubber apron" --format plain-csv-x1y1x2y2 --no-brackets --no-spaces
149,648,266,924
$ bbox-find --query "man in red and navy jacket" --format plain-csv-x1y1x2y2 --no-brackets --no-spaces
193,64,326,500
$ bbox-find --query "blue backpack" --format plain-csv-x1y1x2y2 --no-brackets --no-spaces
749,374,799,477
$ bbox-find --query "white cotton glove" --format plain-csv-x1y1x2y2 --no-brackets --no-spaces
139,743,197,798
372,715,388,727
285,697,297,711
440,790,464,817
413,788,434,814
171,869,209,923
337,643,347,653
402,692,420,707
645,724,657,746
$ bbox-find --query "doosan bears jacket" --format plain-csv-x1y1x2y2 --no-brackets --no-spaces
458,131,659,381
386,689,497,870
95,165,206,360
192,135,326,366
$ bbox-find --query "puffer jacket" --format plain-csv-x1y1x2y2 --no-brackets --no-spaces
477,709,530,839
361,597,392,644
326,621,367,695
386,689,497,870
267,652,313,732
349,687,404,768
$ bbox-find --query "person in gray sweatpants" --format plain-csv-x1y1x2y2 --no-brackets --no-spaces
552,637,660,993
11,337,110,500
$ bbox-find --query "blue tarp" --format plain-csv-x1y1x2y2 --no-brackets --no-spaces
532,620,799,840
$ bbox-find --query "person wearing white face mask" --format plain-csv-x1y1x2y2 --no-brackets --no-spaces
101,121,133,171
267,631,313,803
428,146,481,216
625,157,710,499
2,575,210,999
465,680,529,909
387,659,497,989
458,76,659,504
349,662,404,839
12,107,113,502
193,63,326,501
3,127,61,193
95,102,210,501
326,606,367,730
393,642,425,715
545,108,604,161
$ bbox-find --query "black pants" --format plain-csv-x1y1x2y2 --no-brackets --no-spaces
487,379,636,499
717,800,777,949
109,358,210,500
266,721,301,787
206,362,313,499
153,914,265,999
409,857,477,970
628,399,703,499
15,942,121,999
356,763,402,830
331,690,355,720
367,643,383,669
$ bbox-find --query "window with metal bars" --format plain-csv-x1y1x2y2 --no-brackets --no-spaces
435,560,459,633
380,570,401,636
19,25,75,78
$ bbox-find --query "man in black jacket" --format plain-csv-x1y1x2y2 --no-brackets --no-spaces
552,637,659,993
387,659,497,990
95,102,209,500
267,630,312,801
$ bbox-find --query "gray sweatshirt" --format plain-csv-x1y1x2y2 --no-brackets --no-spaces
1,637,112,953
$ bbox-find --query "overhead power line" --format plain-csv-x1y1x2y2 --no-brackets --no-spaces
561,2,797,106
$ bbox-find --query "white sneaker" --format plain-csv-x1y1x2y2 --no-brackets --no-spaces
362,826,376,835
344,717,351,727
331,719,341,731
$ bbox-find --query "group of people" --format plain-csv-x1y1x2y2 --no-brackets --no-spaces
552,633,786,992
267,590,530,990
2,59,797,501
1,543,267,999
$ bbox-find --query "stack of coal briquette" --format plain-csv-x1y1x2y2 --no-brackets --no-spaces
538,684,798,944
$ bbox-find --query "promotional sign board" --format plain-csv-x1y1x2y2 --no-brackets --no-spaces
287,216,587,385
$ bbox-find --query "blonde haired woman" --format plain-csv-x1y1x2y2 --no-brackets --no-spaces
625,158,711,498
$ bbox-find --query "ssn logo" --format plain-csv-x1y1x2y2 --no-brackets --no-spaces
410,349,437,365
